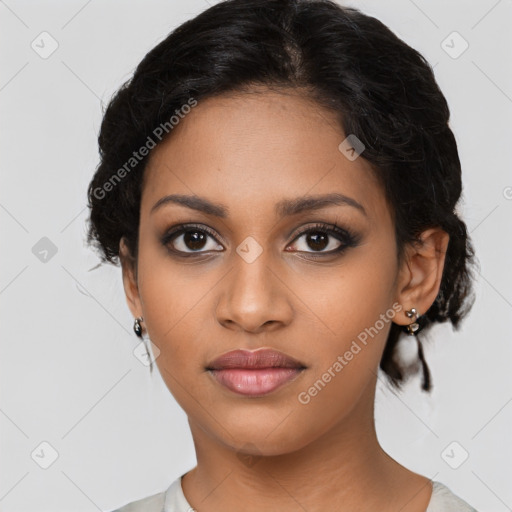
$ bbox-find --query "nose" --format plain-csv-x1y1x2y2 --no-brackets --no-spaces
215,250,293,334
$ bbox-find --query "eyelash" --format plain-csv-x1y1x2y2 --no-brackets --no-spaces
161,222,360,259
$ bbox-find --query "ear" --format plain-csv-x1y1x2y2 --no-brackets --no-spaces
119,237,143,319
393,227,450,326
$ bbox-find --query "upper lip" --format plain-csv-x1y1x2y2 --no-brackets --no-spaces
206,349,306,370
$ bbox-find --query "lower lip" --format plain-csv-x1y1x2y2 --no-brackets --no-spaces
209,368,304,396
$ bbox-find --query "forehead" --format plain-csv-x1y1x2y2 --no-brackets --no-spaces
142,88,390,225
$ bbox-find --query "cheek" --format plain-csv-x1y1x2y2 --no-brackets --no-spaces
139,269,211,409
135,242,219,387
138,267,209,354
292,241,399,397
295,241,398,350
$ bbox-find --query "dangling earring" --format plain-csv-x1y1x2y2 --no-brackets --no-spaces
404,307,431,391
133,317,143,337
132,317,154,374
404,308,420,335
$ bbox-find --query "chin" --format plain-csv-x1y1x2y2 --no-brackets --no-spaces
215,418,319,457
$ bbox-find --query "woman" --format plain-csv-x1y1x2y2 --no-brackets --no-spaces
87,0,478,510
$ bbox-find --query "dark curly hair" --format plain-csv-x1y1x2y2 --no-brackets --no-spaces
87,0,478,391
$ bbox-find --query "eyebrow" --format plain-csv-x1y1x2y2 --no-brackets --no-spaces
151,192,367,218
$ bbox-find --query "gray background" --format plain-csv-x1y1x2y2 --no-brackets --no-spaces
1,0,511,510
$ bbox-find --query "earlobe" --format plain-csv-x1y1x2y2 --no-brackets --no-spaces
119,237,143,318
394,227,450,325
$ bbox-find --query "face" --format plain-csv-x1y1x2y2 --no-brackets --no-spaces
122,88,411,456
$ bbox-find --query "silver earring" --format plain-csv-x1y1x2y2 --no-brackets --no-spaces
404,308,420,335
133,317,143,337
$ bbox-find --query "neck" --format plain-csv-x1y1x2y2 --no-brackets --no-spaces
181,379,432,512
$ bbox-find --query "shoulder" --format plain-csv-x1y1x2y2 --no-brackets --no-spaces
109,489,166,512
109,475,191,512
426,481,478,512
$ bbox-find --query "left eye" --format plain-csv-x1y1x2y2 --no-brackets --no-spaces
289,229,344,253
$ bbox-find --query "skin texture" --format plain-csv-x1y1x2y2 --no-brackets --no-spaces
120,87,450,512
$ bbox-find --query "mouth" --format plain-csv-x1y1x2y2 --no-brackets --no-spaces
206,348,307,396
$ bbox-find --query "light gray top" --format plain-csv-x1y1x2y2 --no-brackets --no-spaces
111,474,478,512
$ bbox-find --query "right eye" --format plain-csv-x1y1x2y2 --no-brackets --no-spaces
161,224,224,255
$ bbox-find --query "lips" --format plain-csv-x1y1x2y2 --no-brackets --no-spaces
206,349,306,396
207,349,305,370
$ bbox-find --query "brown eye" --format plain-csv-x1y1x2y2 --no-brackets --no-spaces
304,231,331,251
162,225,224,254
183,230,207,251
287,222,359,256
290,228,344,253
